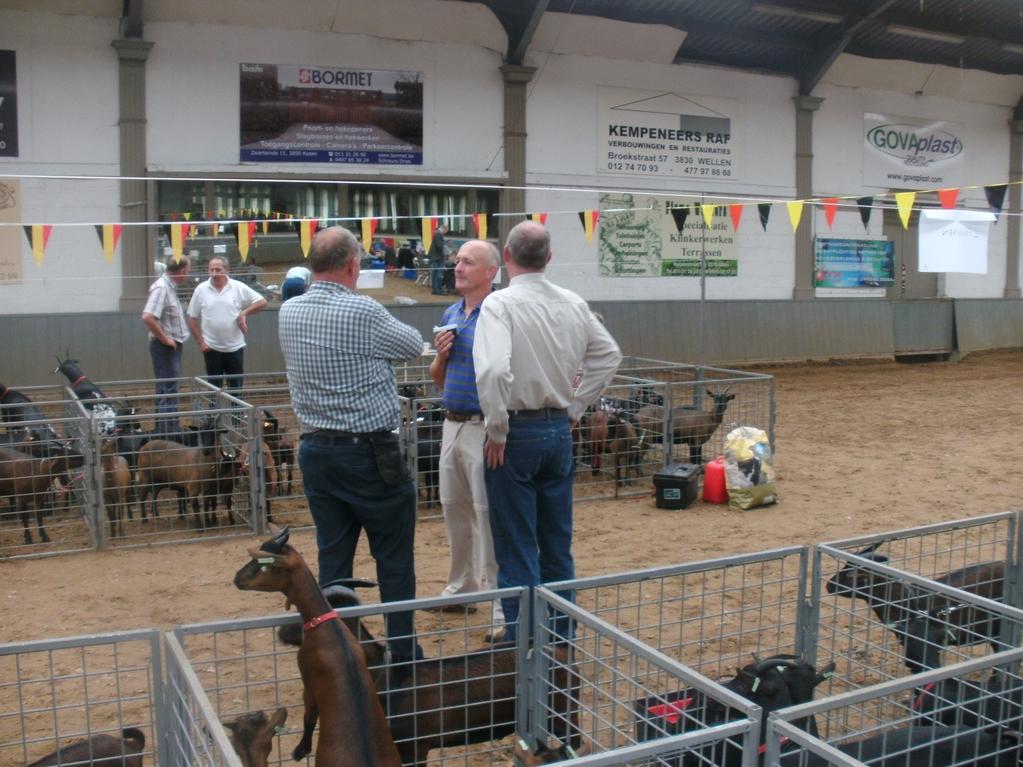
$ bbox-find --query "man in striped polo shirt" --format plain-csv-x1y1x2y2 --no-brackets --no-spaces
429,239,505,636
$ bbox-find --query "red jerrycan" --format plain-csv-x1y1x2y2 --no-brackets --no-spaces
702,456,728,504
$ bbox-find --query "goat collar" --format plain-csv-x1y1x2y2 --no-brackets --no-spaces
71,375,88,388
0,385,8,401
304,611,339,632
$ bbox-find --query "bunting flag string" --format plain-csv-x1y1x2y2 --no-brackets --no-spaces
728,204,743,231
938,188,959,209
472,212,488,240
985,184,1008,218
786,200,804,233
700,204,715,229
577,210,599,243
236,221,256,262
298,219,317,258
822,198,838,229
757,203,771,232
856,197,874,230
23,225,52,266
94,224,122,264
669,205,690,233
529,212,549,225
261,218,269,235
169,223,186,263
421,216,437,254
895,191,916,229
361,217,379,250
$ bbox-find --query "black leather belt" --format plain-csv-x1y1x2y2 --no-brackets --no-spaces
301,429,372,445
507,408,568,420
445,411,483,422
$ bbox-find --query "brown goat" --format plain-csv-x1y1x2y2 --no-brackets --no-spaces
234,525,401,767
277,583,580,767
223,707,287,767
635,390,735,466
27,728,145,767
100,441,132,539
261,410,294,496
136,435,234,530
513,736,590,765
0,446,68,544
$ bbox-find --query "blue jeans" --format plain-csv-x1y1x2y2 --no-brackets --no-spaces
299,435,419,659
484,415,575,642
149,338,183,435
430,260,445,294
202,348,244,391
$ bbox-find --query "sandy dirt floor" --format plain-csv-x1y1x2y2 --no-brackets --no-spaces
3,349,1023,643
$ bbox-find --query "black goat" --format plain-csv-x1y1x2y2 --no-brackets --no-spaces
635,390,735,466
415,405,443,506
912,667,1023,731
826,543,1005,672
54,356,119,435
0,383,61,444
637,654,834,767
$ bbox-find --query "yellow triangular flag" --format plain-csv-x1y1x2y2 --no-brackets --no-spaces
701,204,715,228
786,200,804,232
422,217,435,254
895,191,916,229
170,223,184,263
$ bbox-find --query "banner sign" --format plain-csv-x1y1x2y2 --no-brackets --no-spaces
814,237,893,290
919,209,994,274
599,192,738,277
240,63,423,165
598,87,741,181
0,180,21,283
863,112,965,188
0,50,17,157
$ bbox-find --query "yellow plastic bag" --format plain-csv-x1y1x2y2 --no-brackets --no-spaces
723,426,777,511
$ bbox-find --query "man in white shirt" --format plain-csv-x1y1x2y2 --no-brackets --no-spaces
187,256,267,390
473,221,622,641
141,255,191,435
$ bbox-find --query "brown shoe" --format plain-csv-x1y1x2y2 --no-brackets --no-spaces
424,603,478,614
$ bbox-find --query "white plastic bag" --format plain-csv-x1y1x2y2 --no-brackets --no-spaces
723,426,777,510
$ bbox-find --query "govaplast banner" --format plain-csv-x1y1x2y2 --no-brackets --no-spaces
863,112,965,188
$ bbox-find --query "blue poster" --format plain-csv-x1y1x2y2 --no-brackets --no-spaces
814,238,894,288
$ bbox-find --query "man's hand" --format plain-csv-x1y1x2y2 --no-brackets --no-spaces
484,437,505,469
433,330,455,360
162,337,176,349
236,313,249,334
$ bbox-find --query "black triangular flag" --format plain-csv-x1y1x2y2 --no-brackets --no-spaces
757,203,771,231
856,196,874,230
985,184,1007,218
669,205,689,232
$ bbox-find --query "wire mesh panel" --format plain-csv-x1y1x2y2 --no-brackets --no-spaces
549,548,810,682
527,588,761,767
573,377,667,503
175,585,528,767
765,648,1023,767
812,542,1023,697
0,630,163,767
409,395,445,518
0,402,90,559
163,633,244,767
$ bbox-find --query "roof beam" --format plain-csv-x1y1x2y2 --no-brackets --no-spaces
797,0,899,95
506,0,549,65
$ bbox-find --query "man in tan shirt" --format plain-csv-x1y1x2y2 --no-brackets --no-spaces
473,221,621,641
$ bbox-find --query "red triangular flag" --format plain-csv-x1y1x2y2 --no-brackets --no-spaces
728,204,744,231
823,198,838,229
938,188,959,209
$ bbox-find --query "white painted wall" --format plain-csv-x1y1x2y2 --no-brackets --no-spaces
0,9,122,313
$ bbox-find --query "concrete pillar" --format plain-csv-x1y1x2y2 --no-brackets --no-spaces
792,95,824,300
1006,120,1023,298
112,38,154,311
499,64,536,248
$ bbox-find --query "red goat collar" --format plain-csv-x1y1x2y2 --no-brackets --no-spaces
304,611,339,632
71,375,88,388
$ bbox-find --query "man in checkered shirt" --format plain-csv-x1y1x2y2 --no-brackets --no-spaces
279,225,424,665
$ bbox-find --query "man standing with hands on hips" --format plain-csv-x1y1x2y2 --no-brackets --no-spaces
429,240,505,638
187,256,267,390
141,255,190,436
474,221,622,641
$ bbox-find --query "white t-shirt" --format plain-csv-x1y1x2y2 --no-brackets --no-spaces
187,278,264,352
